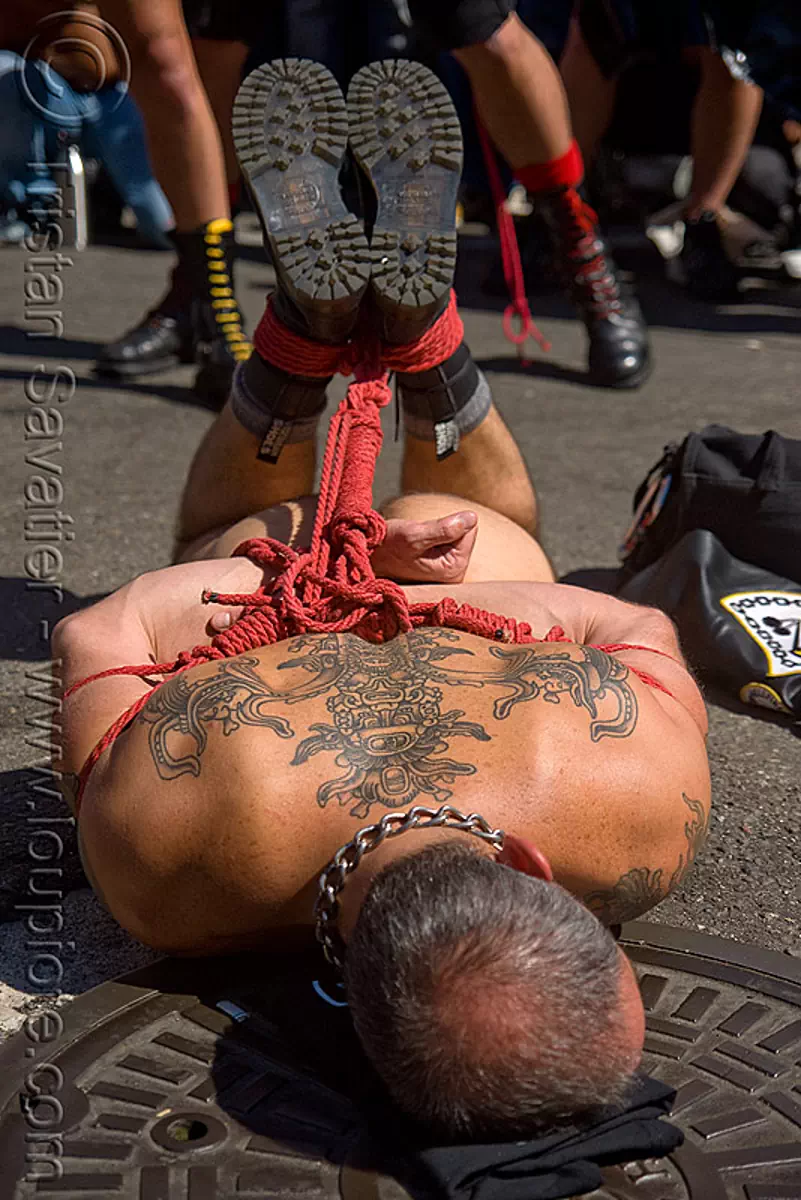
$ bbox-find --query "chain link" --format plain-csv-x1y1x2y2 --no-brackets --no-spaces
313,804,505,972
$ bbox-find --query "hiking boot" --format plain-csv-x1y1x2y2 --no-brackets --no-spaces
681,210,740,302
539,188,651,389
348,59,462,345
233,58,370,344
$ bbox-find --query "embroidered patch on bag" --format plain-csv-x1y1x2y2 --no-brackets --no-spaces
721,590,801,677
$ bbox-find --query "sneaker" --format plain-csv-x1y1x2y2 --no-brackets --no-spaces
347,59,463,345
681,211,740,302
539,188,651,389
232,58,371,344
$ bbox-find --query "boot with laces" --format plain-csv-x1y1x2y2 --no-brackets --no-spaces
539,187,651,389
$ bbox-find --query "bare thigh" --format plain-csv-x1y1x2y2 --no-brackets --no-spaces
381,492,556,583
177,496,319,562
179,491,555,584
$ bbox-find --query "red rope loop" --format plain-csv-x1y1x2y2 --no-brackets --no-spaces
474,114,551,363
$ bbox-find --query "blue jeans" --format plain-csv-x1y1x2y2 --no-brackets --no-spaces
0,52,173,245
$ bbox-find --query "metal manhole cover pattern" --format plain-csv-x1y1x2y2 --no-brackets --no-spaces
0,926,797,1198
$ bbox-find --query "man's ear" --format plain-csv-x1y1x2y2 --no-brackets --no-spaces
496,833,554,881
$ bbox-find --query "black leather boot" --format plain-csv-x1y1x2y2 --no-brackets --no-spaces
347,58,462,346
232,59,370,345
171,219,251,405
539,188,651,389
95,220,251,408
93,260,195,378
681,210,740,303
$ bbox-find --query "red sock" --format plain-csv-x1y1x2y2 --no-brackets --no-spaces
514,139,584,194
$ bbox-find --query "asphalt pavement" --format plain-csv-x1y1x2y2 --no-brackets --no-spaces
1,225,799,1037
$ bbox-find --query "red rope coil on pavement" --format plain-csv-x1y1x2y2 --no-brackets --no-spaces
64,290,673,811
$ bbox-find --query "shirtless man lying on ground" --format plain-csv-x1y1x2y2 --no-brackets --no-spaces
54,59,710,1142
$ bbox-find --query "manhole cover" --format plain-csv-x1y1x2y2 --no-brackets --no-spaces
0,924,799,1198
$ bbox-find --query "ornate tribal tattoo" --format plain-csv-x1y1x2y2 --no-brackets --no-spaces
585,793,710,925
141,656,294,780
140,630,639,819
289,632,490,818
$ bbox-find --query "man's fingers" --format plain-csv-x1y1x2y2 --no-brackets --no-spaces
208,607,243,633
409,511,478,550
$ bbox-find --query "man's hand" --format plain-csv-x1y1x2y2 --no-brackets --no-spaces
207,510,479,634
371,511,478,584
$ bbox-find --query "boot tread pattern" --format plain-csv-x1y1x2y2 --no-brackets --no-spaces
232,58,348,173
233,59,369,312
348,60,462,313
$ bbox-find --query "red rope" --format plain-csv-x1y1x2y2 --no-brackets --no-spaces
474,115,551,364
66,293,672,811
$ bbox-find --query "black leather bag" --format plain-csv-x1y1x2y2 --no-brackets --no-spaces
618,427,801,718
619,425,801,586
619,530,801,718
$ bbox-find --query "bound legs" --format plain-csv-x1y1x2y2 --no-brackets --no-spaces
175,385,539,563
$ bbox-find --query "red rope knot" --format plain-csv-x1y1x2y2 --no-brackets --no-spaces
172,646,218,671
231,536,300,571
329,509,386,554
345,375,393,413
351,576,413,641
211,606,283,654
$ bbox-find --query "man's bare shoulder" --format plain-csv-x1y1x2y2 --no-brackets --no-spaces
404,579,707,735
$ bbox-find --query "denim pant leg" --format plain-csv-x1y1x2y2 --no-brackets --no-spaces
78,86,173,246
0,53,61,209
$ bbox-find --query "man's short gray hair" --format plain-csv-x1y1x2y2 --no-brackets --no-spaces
344,841,636,1141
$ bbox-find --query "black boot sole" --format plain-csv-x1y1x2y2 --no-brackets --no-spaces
232,59,370,342
347,59,463,344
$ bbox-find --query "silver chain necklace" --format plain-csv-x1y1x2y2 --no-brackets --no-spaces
314,804,505,971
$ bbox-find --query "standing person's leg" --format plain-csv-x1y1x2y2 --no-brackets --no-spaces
79,86,174,246
451,12,572,168
679,43,763,300
192,37,249,189
100,0,228,227
686,49,764,218
0,54,62,225
94,0,250,397
407,1,649,388
559,16,619,165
